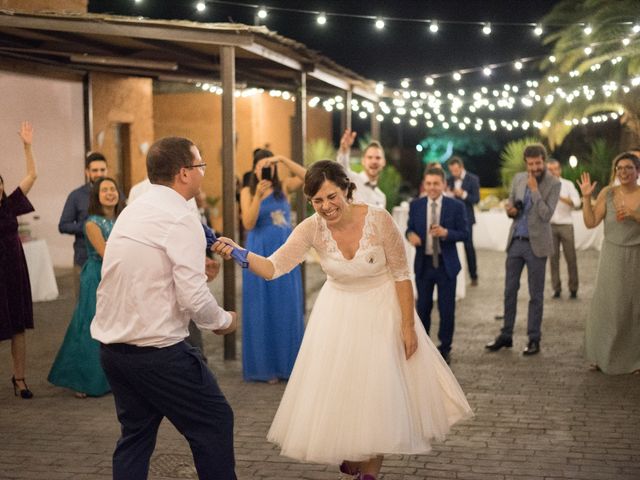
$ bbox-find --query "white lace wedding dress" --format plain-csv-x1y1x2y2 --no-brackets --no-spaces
265,205,473,464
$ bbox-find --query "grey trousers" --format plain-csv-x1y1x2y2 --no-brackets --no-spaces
501,239,547,342
549,223,579,293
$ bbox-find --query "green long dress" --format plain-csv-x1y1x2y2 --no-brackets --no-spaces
48,215,113,395
585,190,640,374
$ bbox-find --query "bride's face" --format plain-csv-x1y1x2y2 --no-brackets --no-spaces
310,180,349,224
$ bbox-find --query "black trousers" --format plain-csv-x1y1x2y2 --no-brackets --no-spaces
100,341,236,480
464,228,478,280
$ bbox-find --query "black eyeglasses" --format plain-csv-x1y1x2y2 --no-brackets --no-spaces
184,163,207,170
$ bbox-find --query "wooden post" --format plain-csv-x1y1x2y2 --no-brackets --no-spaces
293,72,307,304
220,45,237,360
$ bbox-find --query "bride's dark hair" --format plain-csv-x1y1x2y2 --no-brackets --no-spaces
303,160,356,200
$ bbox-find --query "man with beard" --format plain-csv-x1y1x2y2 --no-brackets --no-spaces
337,129,387,208
485,144,560,356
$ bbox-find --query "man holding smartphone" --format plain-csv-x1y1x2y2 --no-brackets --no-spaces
406,167,469,364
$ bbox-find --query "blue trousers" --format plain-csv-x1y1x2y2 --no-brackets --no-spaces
415,256,457,355
100,341,236,480
501,239,547,342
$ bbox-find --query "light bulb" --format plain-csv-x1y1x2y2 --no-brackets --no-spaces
429,21,439,33
375,18,385,30
482,23,492,35
534,25,543,36
196,2,205,12
317,13,327,25
257,8,267,19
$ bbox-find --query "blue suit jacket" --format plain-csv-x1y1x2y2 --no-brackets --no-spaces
406,196,469,280
447,172,480,224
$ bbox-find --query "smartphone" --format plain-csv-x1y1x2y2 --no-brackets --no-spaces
261,166,272,181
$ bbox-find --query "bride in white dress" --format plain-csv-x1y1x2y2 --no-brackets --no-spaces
214,160,473,479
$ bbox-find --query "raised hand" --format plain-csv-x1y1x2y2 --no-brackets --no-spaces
577,172,597,197
339,128,357,154
526,172,538,192
18,121,33,145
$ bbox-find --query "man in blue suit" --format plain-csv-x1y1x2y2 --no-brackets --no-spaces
407,167,468,364
447,156,481,286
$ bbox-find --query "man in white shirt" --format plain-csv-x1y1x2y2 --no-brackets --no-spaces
337,128,387,208
91,137,237,480
547,159,581,299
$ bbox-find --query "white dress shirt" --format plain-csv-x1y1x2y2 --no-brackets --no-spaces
128,177,199,215
426,196,442,255
453,170,469,200
337,151,386,208
550,177,581,225
91,184,231,347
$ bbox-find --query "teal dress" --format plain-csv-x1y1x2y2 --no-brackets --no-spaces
48,215,113,395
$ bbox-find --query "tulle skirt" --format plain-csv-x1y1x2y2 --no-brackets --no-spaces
267,274,473,464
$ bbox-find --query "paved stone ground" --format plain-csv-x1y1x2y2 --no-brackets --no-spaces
1,250,639,479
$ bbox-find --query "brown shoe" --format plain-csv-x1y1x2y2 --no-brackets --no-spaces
471,278,478,286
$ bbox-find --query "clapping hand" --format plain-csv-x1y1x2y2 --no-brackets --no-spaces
18,121,33,145
577,172,597,197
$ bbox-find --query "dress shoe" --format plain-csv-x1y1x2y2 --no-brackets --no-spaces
552,290,561,298
485,336,512,352
523,340,540,356
471,278,478,287
11,376,33,399
570,291,577,299
440,350,451,365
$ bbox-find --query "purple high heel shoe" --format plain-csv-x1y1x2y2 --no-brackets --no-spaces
339,461,359,477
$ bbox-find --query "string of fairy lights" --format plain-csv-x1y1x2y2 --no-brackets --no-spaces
129,0,639,134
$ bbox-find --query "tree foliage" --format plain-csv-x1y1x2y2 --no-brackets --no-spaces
537,0,640,148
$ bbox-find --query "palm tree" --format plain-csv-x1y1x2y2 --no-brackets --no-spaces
536,0,640,148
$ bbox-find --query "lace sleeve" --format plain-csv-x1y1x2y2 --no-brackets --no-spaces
376,208,411,281
268,215,317,279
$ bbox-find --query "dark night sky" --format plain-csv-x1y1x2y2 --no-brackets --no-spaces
87,0,565,187
89,0,561,88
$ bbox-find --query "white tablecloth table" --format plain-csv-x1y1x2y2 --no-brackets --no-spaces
392,204,467,300
22,239,59,302
473,210,604,252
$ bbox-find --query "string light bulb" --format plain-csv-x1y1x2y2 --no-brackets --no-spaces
549,55,556,63
534,24,543,36
482,23,492,35
425,76,435,86
401,79,410,88
429,21,439,33
453,72,462,81
514,61,523,70
483,66,492,76
584,46,593,55
623,38,631,46
375,18,385,29
257,7,268,19
633,24,640,34
196,1,206,12
583,24,592,35
317,13,327,25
